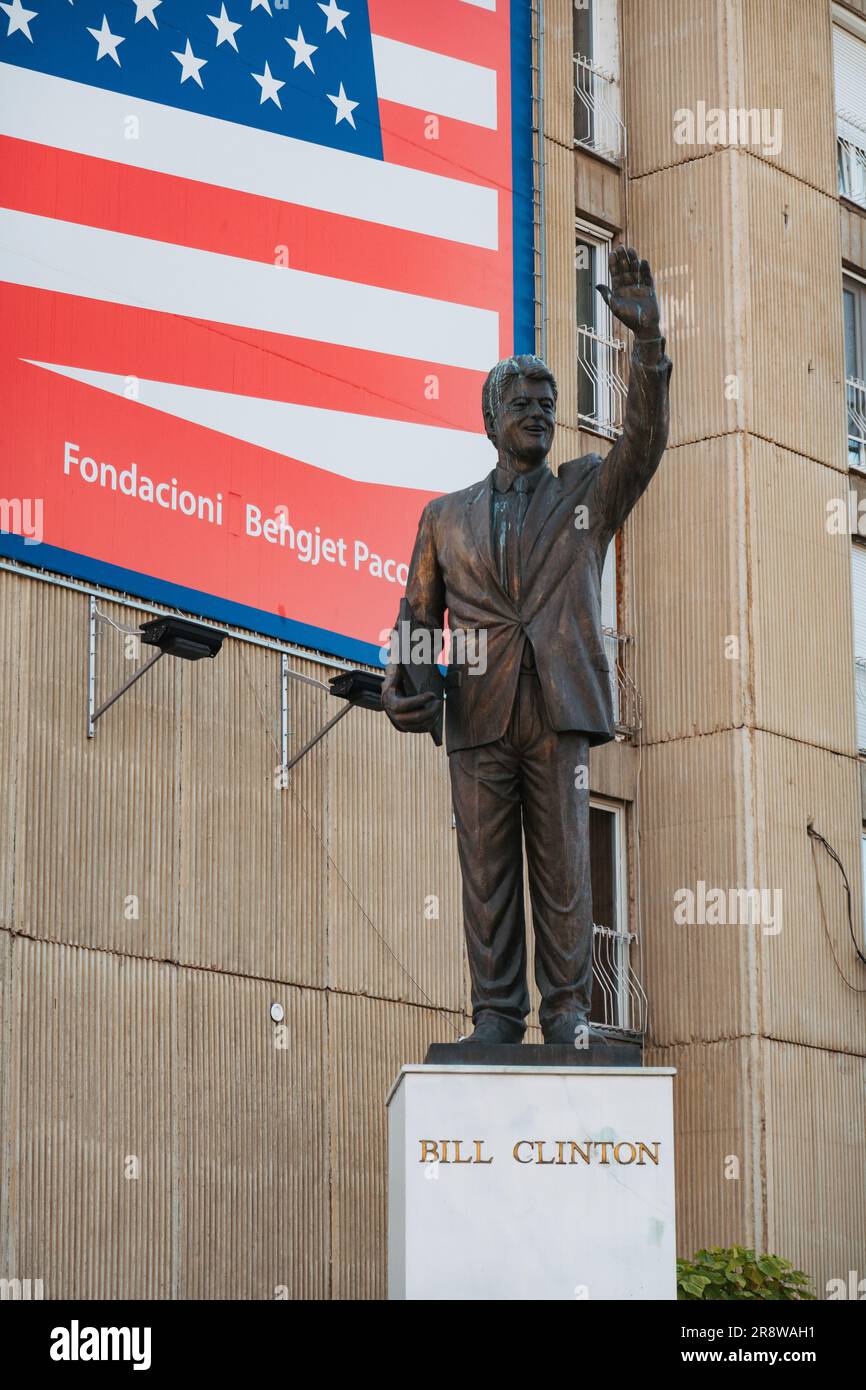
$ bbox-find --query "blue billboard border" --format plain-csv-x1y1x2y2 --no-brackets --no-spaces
4,7,538,667
0,533,382,667
510,0,537,357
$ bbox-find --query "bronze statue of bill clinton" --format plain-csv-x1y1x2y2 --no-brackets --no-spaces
382,248,672,1044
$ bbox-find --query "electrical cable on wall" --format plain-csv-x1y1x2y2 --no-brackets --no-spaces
807,820,866,981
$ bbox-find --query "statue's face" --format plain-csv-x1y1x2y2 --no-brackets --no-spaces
487,374,556,467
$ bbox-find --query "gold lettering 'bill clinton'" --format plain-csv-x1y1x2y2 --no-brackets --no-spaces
418,1140,661,1165
420,1139,493,1164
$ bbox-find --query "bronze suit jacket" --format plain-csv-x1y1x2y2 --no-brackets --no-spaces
403,342,673,753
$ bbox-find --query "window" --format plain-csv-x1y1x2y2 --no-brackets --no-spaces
851,543,866,751
844,275,866,473
833,10,866,207
589,799,644,1034
573,0,593,62
843,277,866,757
573,0,594,148
576,222,626,437
573,0,624,163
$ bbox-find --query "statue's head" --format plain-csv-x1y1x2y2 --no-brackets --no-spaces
482,355,557,468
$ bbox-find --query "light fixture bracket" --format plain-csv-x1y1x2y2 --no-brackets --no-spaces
87,598,226,737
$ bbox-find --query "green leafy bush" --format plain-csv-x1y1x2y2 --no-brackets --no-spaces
677,1246,815,1301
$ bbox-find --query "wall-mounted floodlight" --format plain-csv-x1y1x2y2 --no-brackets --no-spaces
139,615,226,662
279,669,384,776
328,669,384,711
87,598,226,737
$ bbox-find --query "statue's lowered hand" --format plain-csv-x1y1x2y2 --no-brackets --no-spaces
382,664,443,734
596,246,661,339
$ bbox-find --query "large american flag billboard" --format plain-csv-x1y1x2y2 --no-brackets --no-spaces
0,0,534,663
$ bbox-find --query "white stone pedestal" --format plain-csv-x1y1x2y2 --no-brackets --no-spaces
387,1065,676,1301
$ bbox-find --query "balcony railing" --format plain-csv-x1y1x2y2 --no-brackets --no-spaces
574,54,625,164
591,923,647,1037
847,376,866,473
856,656,866,753
603,627,641,739
838,113,866,207
577,324,627,439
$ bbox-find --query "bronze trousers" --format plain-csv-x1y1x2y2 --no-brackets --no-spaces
448,668,592,1034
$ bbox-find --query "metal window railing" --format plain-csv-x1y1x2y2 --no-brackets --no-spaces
574,53,625,164
847,376,866,473
602,627,641,739
839,112,866,207
591,924,647,1037
577,325,627,438
855,656,866,752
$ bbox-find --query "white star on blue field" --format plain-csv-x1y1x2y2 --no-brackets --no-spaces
0,0,383,157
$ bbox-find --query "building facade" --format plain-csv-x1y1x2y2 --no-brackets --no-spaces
0,0,864,1299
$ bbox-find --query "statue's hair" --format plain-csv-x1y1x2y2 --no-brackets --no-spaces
482,355,558,429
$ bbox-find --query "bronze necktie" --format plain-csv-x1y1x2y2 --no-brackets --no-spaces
503,474,531,605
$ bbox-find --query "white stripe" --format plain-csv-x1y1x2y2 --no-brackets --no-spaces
25,360,491,493
459,0,496,10
0,62,498,250
371,35,497,129
0,208,498,372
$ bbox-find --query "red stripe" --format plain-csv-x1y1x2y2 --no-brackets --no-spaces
369,0,503,70
1,281,488,435
378,99,507,187
0,135,508,314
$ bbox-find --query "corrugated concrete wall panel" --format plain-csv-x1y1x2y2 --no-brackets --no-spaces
327,993,463,1300
550,422,583,471
0,573,21,928
575,150,623,233
542,0,573,151
176,641,327,987
12,581,180,962
764,1039,866,1296
629,155,739,450
632,437,745,745
576,426,614,460
630,153,844,467
647,1034,866,1292
744,158,844,470
5,937,172,1299
0,930,11,1275
623,0,727,180
591,739,638,803
327,699,464,1011
752,730,865,1055
639,730,752,1045
545,138,580,429
748,442,857,755
740,0,837,196
644,1038,757,1257
175,969,329,1299
624,0,836,196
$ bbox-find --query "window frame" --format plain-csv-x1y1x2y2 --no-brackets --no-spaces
844,271,866,475
589,795,632,1031
575,217,624,439
851,541,866,753
573,0,623,163
832,8,866,206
